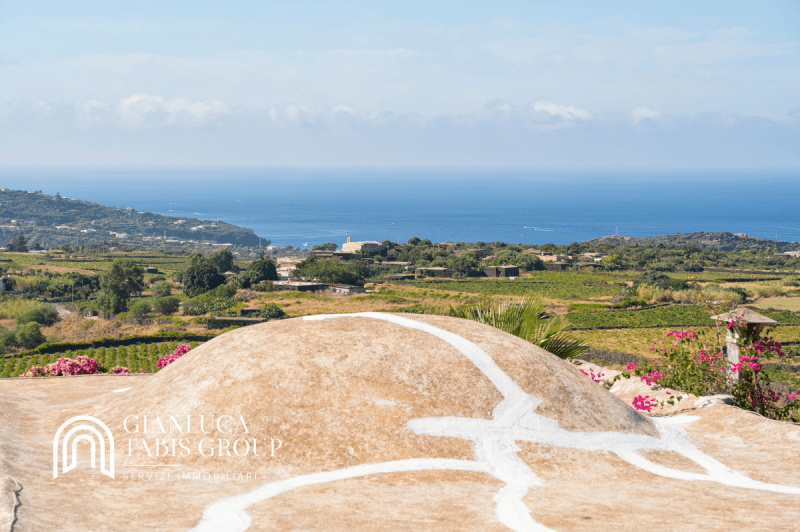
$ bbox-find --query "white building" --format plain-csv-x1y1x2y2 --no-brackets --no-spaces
341,236,386,255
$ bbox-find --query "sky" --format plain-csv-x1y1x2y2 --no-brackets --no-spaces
1,0,799,168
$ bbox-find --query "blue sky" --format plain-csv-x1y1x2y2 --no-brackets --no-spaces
1,0,799,167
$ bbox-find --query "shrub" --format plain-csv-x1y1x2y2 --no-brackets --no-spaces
615,326,799,422
17,304,60,326
211,282,237,299
637,284,673,303
128,300,152,320
450,296,587,359
15,322,47,349
21,356,103,377
683,264,704,272
153,296,181,315
258,303,286,320
151,281,172,298
239,257,278,288
612,298,648,309
182,262,225,297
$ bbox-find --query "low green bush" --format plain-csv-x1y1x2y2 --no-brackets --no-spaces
258,303,286,319
17,304,60,326
153,296,180,315
128,300,152,320
151,281,172,298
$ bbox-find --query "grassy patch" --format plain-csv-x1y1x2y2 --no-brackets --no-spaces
567,305,714,328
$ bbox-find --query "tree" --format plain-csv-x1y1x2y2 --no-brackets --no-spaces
294,257,365,285
182,261,225,297
408,237,421,246
454,252,483,277
239,256,278,288
129,299,152,319
312,242,338,251
17,305,59,326
208,247,234,273
7,232,28,252
153,296,181,315
151,281,172,298
97,258,145,315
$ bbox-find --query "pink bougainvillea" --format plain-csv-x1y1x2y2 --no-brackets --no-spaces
157,344,192,370
110,366,131,374
579,367,606,384
640,369,665,386
20,356,102,378
632,395,658,413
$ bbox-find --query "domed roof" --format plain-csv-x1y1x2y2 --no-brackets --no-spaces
5,312,798,532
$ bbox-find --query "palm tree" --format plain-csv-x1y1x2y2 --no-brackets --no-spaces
449,296,587,359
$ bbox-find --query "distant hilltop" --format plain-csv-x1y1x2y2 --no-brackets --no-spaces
582,231,800,252
0,189,266,249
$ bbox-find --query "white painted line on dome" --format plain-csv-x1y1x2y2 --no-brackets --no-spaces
191,458,488,532
111,387,132,393
304,312,531,408
194,313,800,532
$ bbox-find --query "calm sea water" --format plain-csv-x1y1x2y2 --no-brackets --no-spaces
2,168,799,248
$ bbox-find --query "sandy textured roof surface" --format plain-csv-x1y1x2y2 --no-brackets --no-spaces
0,313,798,531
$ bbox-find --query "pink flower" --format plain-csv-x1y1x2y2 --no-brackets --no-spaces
632,395,657,412
626,362,640,370
641,369,665,386
157,344,193,370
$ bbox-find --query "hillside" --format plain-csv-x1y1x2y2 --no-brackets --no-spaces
583,231,800,252
0,189,265,249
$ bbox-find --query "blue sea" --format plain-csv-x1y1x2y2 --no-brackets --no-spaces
2,168,799,248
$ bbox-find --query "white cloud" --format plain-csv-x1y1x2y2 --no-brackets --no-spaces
77,94,229,128
631,107,662,122
532,100,592,120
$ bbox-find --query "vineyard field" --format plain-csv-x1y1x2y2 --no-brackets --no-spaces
0,340,204,378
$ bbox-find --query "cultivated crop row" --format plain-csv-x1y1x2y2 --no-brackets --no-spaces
0,340,202,378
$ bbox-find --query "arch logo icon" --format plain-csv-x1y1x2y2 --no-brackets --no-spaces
53,415,115,480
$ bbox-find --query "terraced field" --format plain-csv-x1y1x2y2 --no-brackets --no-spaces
0,339,204,378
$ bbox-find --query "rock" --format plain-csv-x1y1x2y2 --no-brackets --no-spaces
695,394,736,408
2,313,799,531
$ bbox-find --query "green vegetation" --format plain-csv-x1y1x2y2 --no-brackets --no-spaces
0,189,263,249
182,258,225,297
16,304,59,326
153,295,180,315
294,257,368,285
238,255,278,288
567,305,714,328
0,339,205,378
408,273,622,300
0,322,46,351
97,258,145,314
450,296,587,359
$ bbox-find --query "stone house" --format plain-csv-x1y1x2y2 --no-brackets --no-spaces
415,267,455,278
341,237,387,256
455,248,492,259
485,265,520,278
328,284,367,295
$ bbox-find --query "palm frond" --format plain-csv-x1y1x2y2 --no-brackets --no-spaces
450,296,587,359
